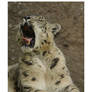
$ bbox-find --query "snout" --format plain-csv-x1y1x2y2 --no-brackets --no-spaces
20,17,35,48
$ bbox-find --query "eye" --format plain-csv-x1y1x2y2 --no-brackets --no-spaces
52,27,57,30
23,16,30,20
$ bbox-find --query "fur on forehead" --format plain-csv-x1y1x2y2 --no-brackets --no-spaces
30,15,47,21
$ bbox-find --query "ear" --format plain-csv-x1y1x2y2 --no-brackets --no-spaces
51,23,61,36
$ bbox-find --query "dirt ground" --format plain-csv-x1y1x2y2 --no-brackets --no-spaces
8,2,84,92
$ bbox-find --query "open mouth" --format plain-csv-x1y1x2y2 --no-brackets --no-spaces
21,23,35,48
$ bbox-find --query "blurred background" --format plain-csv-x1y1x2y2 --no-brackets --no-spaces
8,2,84,92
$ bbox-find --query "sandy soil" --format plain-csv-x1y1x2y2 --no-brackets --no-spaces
8,2,84,92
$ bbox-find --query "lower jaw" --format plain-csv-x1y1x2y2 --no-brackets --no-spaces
21,46,33,53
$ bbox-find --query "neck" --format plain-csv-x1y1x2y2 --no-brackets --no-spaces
22,43,59,59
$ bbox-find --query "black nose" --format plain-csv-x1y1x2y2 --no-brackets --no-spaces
23,16,30,20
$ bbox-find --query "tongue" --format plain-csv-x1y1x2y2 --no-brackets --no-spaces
23,37,32,45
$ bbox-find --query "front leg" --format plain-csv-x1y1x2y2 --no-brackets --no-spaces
8,63,19,92
18,56,47,92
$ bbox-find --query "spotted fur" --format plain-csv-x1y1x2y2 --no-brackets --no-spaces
9,15,80,92
50,58,59,69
